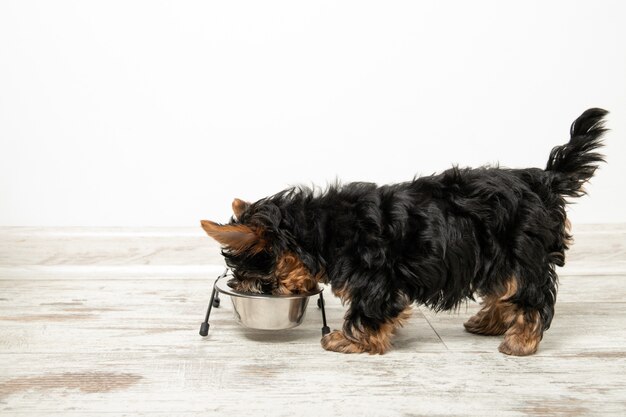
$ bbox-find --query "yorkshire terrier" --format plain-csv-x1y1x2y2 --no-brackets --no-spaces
201,108,608,356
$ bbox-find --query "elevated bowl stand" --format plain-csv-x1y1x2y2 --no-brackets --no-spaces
199,269,331,337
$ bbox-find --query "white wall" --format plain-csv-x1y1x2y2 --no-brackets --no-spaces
1,1,624,227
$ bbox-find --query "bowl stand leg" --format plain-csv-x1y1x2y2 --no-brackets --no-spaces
319,292,331,336
199,269,228,337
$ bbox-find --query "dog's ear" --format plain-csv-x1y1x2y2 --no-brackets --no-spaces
200,220,263,252
232,198,250,219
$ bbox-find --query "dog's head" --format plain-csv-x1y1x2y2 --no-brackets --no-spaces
201,198,320,295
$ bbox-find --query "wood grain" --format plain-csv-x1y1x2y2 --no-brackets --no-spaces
1,226,626,416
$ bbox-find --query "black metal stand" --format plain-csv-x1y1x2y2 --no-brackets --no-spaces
319,292,331,336
199,269,331,338
199,269,227,336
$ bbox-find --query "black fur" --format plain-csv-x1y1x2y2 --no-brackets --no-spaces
216,108,608,352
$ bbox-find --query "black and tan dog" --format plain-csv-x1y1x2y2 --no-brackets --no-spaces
201,108,608,356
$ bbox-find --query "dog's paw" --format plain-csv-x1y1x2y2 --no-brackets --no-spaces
321,330,365,354
498,334,539,356
463,315,484,334
464,314,507,336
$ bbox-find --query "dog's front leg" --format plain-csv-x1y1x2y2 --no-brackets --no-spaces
321,291,412,354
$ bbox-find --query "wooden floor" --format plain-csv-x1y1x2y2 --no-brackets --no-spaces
1,225,626,416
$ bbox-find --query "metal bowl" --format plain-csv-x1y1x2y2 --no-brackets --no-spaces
215,276,323,330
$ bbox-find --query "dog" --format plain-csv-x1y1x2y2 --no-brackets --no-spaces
201,108,608,356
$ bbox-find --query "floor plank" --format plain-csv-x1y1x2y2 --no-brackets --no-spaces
1,227,626,416
1,352,625,416
2,225,626,276
0,279,443,355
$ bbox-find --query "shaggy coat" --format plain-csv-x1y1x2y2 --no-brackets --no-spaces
201,108,608,355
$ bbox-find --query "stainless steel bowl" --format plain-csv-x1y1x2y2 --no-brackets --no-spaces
215,276,323,330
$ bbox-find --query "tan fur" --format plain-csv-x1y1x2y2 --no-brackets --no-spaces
320,330,366,353
331,285,350,304
498,310,543,356
564,216,574,246
464,276,519,336
274,252,322,295
231,198,249,219
200,220,265,254
464,275,543,356
321,307,412,354
231,279,265,294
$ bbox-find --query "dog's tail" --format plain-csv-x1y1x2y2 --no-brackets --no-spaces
545,108,608,197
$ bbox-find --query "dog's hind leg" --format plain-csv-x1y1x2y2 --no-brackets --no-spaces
498,309,544,356
497,261,558,356
463,276,519,336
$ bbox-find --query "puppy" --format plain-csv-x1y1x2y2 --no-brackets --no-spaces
201,108,608,356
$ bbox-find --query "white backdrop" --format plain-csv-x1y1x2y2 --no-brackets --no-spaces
1,1,624,227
